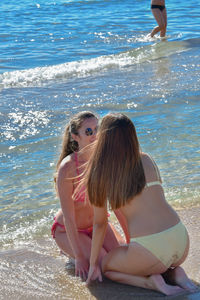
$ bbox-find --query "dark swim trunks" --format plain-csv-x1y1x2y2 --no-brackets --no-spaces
151,5,165,11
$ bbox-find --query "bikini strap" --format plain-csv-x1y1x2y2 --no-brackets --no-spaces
74,152,80,176
146,181,162,188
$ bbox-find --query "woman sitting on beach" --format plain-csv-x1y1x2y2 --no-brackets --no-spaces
51,111,123,280
85,113,197,295
150,0,167,38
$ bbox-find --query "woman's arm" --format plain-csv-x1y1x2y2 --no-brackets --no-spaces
114,209,130,244
57,160,89,277
86,205,108,283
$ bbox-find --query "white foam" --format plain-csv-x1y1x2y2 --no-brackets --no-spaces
0,40,190,90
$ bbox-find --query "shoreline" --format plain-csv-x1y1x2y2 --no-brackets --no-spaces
0,206,199,299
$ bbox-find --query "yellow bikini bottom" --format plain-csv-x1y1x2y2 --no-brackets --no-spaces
130,221,188,268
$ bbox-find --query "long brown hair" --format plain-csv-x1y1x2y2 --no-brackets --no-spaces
86,113,146,210
54,111,97,182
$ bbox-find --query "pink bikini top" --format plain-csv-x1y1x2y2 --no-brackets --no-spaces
73,152,87,203
73,153,110,220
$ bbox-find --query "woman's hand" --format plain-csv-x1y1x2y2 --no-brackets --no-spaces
86,264,102,285
75,257,89,281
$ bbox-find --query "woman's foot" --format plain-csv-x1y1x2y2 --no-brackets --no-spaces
163,266,198,292
148,274,185,295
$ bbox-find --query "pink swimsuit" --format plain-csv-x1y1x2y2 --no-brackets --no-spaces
51,218,93,238
51,152,93,238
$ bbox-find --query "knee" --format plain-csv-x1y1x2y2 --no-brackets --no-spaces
54,226,64,240
104,271,114,280
55,210,64,223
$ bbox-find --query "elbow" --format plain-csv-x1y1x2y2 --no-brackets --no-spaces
93,219,108,231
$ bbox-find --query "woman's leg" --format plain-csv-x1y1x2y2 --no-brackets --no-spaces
53,212,122,261
54,226,107,261
162,267,198,292
53,210,107,260
161,8,167,37
104,272,184,296
101,243,184,296
151,8,166,37
162,238,197,292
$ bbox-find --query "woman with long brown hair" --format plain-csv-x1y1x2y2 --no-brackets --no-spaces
85,113,197,295
51,111,123,280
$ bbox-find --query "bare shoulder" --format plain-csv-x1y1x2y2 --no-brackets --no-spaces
58,154,76,179
140,152,154,167
141,152,162,181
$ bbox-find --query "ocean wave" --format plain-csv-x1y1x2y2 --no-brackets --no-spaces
0,38,197,90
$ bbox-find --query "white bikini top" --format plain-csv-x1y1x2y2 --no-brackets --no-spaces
146,180,162,188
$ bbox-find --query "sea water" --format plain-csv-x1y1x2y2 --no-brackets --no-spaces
0,0,200,298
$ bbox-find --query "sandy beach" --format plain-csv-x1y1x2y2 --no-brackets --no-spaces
0,205,199,300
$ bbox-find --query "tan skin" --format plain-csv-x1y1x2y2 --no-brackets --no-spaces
151,0,167,38
54,118,124,280
86,153,197,295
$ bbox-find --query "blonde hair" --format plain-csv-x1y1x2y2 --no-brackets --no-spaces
86,113,146,210
54,111,97,183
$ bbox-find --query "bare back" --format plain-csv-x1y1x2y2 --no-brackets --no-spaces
120,153,180,238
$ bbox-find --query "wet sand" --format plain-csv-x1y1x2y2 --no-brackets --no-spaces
0,206,199,300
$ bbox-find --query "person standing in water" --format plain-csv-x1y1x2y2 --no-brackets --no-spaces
51,111,123,280
150,0,167,38
85,113,197,295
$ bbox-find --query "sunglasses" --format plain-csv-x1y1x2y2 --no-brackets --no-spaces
85,127,96,136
